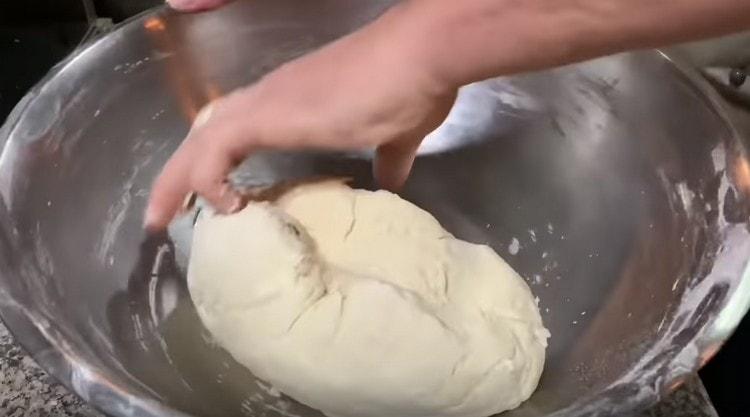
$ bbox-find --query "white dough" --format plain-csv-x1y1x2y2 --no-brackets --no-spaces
188,182,549,417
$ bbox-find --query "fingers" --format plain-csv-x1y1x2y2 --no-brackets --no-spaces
374,92,456,191
166,0,233,12
145,113,250,231
190,143,245,214
374,137,423,191
145,138,198,231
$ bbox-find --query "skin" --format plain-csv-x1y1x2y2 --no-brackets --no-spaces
147,0,750,230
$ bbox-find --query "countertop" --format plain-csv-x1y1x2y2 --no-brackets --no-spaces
0,322,718,417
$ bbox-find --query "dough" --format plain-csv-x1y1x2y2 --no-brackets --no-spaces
188,182,549,417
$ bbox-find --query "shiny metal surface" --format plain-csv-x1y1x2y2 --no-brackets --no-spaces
672,32,750,105
0,2,749,417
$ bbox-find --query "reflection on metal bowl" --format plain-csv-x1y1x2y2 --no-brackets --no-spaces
0,2,749,417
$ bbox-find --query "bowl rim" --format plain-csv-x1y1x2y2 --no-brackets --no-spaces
660,49,750,361
0,6,748,417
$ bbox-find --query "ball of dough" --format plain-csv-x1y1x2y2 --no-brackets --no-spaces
188,182,549,417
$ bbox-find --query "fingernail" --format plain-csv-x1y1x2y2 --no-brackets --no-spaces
218,183,244,214
143,206,161,231
194,103,214,128
182,192,198,212
227,194,244,213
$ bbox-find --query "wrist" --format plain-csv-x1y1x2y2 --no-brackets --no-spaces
406,0,595,86
376,0,750,90
361,1,467,95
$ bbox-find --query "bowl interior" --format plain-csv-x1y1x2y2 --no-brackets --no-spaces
1,2,750,417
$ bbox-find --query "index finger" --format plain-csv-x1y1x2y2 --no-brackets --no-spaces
144,138,200,231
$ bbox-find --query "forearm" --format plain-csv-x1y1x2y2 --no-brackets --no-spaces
383,0,750,87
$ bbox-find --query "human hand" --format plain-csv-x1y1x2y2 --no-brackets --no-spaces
145,6,458,230
166,0,233,12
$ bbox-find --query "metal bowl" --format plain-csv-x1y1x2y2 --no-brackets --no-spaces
1,2,750,417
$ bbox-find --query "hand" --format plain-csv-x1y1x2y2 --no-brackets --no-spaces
145,6,458,230
166,0,233,12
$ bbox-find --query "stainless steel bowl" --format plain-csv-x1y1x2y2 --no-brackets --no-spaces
1,2,750,417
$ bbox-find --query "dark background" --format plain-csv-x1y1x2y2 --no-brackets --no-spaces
0,1,748,416
0,0,160,119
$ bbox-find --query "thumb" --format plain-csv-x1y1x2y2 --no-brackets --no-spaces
166,0,233,12
374,137,422,191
